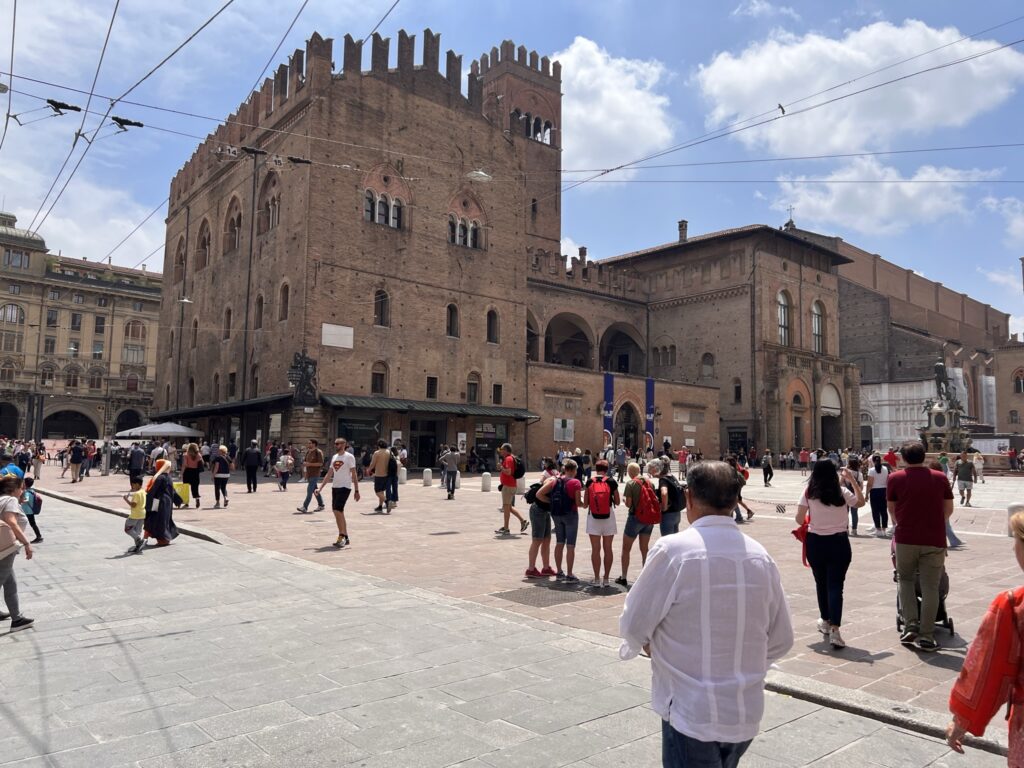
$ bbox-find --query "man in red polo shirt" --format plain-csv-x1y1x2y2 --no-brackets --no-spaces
883,447,899,469
495,442,528,536
887,440,953,653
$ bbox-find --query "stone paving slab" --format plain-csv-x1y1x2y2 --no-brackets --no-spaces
45,468,1024,723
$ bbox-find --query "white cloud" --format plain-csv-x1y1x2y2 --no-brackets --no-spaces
773,157,996,235
731,1,800,22
696,20,1024,155
977,266,1021,291
561,236,582,258
553,37,673,176
982,196,1024,244
1011,315,1024,337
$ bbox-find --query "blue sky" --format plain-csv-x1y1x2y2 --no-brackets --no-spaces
2,0,1023,331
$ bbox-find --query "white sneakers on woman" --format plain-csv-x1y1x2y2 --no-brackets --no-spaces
816,619,846,649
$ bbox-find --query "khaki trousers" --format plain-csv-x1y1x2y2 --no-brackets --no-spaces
895,543,946,640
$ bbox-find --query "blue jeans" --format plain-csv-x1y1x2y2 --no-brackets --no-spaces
660,511,681,536
444,470,456,494
386,475,399,504
301,478,322,510
662,720,751,768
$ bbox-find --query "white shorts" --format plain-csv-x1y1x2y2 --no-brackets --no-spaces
957,480,973,491
586,513,617,537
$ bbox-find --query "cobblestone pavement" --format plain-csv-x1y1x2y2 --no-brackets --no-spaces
1,497,1006,767
44,467,1024,722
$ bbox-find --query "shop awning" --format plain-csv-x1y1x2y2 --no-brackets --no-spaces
153,393,293,421
320,394,537,420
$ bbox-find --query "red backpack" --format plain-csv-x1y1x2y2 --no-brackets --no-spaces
634,478,662,525
589,476,612,520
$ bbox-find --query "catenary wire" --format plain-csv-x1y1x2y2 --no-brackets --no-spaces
101,198,169,262
28,0,238,237
248,0,311,97
364,0,401,41
0,0,16,157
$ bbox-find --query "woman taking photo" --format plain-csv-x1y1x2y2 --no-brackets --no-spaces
865,454,891,538
796,460,865,649
181,443,204,509
946,510,1024,763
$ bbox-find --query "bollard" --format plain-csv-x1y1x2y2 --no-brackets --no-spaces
455,471,461,490
1009,502,1024,537
481,472,492,492
398,466,407,484
422,468,432,487
516,476,526,493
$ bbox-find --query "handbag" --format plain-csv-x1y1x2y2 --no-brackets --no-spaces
791,513,810,568
0,517,22,560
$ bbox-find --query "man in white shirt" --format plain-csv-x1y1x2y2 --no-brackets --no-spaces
317,437,360,549
619,461,793,767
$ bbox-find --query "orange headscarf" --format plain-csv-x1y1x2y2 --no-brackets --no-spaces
146,459,171,493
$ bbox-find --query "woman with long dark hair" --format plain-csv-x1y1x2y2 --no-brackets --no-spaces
796,460,865,649
865,454,891,537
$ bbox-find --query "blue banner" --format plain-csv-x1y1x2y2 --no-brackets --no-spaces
645,378,656,450
603,373,615,444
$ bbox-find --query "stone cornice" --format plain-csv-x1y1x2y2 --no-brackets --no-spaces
649,284,750,311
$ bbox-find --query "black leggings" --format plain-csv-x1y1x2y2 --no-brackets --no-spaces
183,467,200,501
27,516,40,539
869,488,889,530
214,477,228,503
805,531,852,627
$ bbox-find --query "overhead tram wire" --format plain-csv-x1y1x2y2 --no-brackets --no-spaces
27,0,121,232
0,0,17,157
28,0,238,237
102,197,169,263
364,0,401,41
248,0,311,97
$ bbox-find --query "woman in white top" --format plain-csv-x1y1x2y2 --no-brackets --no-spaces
796,460,864,650
865,454,891,537
0,474,33,631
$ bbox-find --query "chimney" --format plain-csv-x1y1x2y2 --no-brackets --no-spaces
678,219,688,242
578,246,587,261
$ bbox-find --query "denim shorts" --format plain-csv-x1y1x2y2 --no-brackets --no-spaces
660,511,681,536
530,504,552,540
553,511,579,546
623,514,653,539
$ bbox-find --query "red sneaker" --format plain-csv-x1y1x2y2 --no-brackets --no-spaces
540,566,557,576
524,568,544,578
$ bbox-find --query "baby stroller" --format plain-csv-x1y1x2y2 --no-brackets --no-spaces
891,538,954,636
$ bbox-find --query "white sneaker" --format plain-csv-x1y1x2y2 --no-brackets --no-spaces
829,628,846,649
816,618,829,636
591,578,602,587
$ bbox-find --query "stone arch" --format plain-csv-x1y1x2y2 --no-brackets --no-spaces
544,312,595,369
447,189,487,226
0,401,18,436
42,405,100,439
362,163,413,206
612,399,643,452
784,378,813,450
599,322,645,375
820,383,843,450
115,408,143,433
526,309,541,362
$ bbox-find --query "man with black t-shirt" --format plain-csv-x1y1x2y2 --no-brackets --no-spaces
242,440,262,492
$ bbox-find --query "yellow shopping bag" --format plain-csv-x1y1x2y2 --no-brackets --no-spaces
173,482,190,506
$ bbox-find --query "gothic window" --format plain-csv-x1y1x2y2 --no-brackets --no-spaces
448,216,457,244
1014,372,1024,394
701,353,715,379
533,116,542,140
254,295,263,330
469,222,479,249
250,365,259,397
390,199,403,229
223,308,232,339
486,309,499,343
542,120,553,145
371,361,388,396
457,220,468,247
811,300,825,354
224,198,242,253
733,378,742,404
669,345,677,366
777,290,792,347
510,109,522,132
257,173,281,234
374,290,390,328
376,194,390,226
173,236,186,282
446,303,460,338
196,220,211,270
652,347,661,367
364,190,375,222
188,377,195,407
190,319,198,349
278,283,289,320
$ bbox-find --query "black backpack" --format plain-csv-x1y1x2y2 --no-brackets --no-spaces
549,477,572,517
524,482,542,505
662,475,685,514
512,455,526,479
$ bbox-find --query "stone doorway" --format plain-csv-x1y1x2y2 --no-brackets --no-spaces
613,403,640,453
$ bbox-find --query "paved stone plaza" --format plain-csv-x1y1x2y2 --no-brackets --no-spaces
1,492,1010,767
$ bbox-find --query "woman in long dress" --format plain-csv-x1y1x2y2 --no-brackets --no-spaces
144,459,181,547
946,510,1024,764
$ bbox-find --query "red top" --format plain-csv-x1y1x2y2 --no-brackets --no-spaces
499,454,516,487
884,450,899,468
886,466,953,548
799,450,810,463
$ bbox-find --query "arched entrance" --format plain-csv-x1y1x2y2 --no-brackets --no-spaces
613,403,641,452
599,323,645,375
43,410,99,440
0,402,17,437
820,384,843,450
860,412,874,451
115,409,143,433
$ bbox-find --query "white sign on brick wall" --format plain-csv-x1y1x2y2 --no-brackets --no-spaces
554,418,575,442
321,323,354,349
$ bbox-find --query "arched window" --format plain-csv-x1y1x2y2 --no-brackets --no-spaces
469,222,479,249
0,304,24,324
542,120,553,145
1012,410,1020,425
777,291,792,347
125,373,138,392
652,347,662,367
1014,372,1024,394
486,309,499,343
391,199,403,229
364,190,375,222
510,108,522,131
278,284,289,320
88,369,103,390
196,220,211,270
173,237,186,282
376,194,390,226
524,112,532,138
373,290,390,327
124,320,146,341
370,361,388,396
811,300,825,354
223,308,232,339
533,116,542,140
448,216,457,244
40,366,55,387
669,345,677,366
793,393,803,405
257,173,280,234
250,365,259,397
212,373,219,402
466,372,481,404
65,368,80,389
188,378,195,407
733,378,742,404
224,198,242,253
446,303,460,338
457,219,468,247
701,353,715,379
254,295,264,330
190,319,198,349
0,362,14,383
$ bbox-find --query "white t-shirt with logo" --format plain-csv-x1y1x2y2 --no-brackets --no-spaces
329,451,356,489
